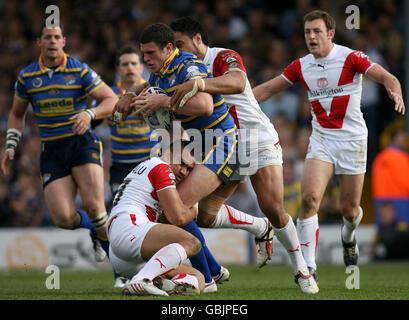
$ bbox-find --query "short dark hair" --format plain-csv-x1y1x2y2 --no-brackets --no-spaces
38,21,64,38
170,16,209,46
140,23,175,49
115,46,142,66
303,10,336,31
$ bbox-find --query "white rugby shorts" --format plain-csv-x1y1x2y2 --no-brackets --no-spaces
107,213,158,264
306,133,367,175
233,140,283,179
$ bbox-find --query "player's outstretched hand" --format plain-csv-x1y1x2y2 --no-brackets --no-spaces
389,88,405,115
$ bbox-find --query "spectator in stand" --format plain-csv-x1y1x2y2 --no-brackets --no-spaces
372,127,409,228
371,202,409,260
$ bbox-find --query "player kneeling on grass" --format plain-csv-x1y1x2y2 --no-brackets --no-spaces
107,139,206,296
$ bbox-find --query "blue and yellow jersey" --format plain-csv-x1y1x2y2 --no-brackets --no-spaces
15,53,104,142
106,80,156,163
149,49,236,136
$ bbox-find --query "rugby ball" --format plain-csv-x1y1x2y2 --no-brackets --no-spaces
143,86,172,130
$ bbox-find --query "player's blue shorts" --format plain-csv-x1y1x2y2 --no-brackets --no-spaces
40,130,103,188
200,127,240,184
109,161,144,196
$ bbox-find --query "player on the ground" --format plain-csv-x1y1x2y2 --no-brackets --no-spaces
1,24,118,261
91,46,156,287
252,10,405,281
113,23,272,292
108,139,204,296
168,16,318,294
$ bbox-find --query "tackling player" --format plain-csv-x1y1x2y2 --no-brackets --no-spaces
1,24,118,261
168,16,318,294
252,10,405,282
108,139,204,296
113,23,272,292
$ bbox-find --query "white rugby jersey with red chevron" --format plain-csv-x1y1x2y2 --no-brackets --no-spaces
203,47,279,148
281,43,376,140
110,157,176,223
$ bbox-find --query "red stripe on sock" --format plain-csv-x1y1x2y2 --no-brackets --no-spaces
225,205,253,225
315,228,320,255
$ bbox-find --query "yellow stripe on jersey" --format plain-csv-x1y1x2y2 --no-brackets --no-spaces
202,135,223,164
200,110,232,132
38,120,76,128
21,70,47,78
110,135,151,143
111,148,152,155
179,115,197,123
14,93,28,102
34,108,86,117
80,69,88,78
63,68,82,73
217,139,238,175
214,98,226,108
86,82,104,95
27,84,82,94
40,132,76,142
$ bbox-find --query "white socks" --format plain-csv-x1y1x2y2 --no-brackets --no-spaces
273,214,309,275
342,206,363,243
212,204,267,238
133,243,187,281
296,214,319,271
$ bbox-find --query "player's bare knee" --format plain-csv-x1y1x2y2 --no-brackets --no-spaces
196,213,216,228
181,236,201,257
340,202,359,221
301,192,320,212
54,214,78,230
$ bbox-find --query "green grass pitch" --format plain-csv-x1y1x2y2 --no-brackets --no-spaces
1,263,408,300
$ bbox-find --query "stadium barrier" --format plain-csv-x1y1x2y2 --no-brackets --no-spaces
0,225,376,270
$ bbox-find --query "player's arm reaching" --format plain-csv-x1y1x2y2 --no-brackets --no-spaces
365,64,405,115
70,84,118,135
1,97,29,175
252,75,292,103
169,71,247,109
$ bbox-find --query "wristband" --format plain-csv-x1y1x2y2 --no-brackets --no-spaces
198,78,205,92
6,128,22,152
124,91,137,97
83,109,96,120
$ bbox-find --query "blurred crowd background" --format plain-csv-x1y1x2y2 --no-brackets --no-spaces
0,0,408,259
